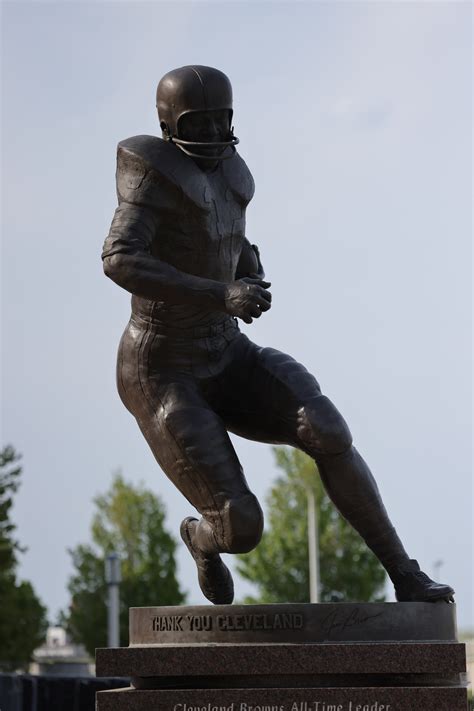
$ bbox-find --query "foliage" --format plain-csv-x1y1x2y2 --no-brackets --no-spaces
236,447,386,603
0,445,23,572
63,473,185,656
0,446,48,671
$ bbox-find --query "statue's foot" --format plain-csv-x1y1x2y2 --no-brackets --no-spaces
180,517,234,605
392,559,455,602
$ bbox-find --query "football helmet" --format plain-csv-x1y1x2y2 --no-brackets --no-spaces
156,65,239,160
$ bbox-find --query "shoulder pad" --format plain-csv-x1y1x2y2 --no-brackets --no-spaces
116,135,185,208
117,135,183,175
116,135,255,210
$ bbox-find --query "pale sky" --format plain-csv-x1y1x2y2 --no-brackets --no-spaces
2,1,472,630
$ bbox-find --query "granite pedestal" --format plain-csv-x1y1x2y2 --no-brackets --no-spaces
95,602,468,710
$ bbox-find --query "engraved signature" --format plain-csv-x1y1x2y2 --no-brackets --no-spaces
321,608,384,637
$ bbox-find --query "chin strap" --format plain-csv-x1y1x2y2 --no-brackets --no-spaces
169,133,240,161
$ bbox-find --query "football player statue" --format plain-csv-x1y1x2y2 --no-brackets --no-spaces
102,65,454,606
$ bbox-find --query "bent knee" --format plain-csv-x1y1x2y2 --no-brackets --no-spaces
219,493,264,553
162,405,207,439
297,395,353,455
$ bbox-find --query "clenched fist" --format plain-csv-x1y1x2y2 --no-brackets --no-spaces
224,277,272,324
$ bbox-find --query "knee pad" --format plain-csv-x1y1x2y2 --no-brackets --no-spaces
297,395,353,455
218,493,264,554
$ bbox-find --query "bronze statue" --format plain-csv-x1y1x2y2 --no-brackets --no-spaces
102,65,454,605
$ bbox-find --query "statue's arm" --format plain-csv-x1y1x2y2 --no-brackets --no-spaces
102,203,227,310
235,238,265,280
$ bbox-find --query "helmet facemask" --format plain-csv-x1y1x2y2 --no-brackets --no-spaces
172,109,238,160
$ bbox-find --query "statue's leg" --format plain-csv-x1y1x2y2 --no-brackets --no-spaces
121,369,263,603
220,341,454,602
296,397,454,600
297,399,412,575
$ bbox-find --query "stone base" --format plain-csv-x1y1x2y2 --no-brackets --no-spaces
95,603,468,711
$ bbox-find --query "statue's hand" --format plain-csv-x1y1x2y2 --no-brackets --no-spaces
224,277,272,324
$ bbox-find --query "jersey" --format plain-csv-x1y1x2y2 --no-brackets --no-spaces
102,135,255,329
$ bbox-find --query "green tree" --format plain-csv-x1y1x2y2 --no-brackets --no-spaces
0,445,48,671
63,473,185,656
236,447,386,603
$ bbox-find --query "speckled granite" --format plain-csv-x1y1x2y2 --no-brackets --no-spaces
95,642,466,678
95,605,468,710
95,685,468,711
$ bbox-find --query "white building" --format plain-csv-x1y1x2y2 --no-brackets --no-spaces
30,626,93,677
